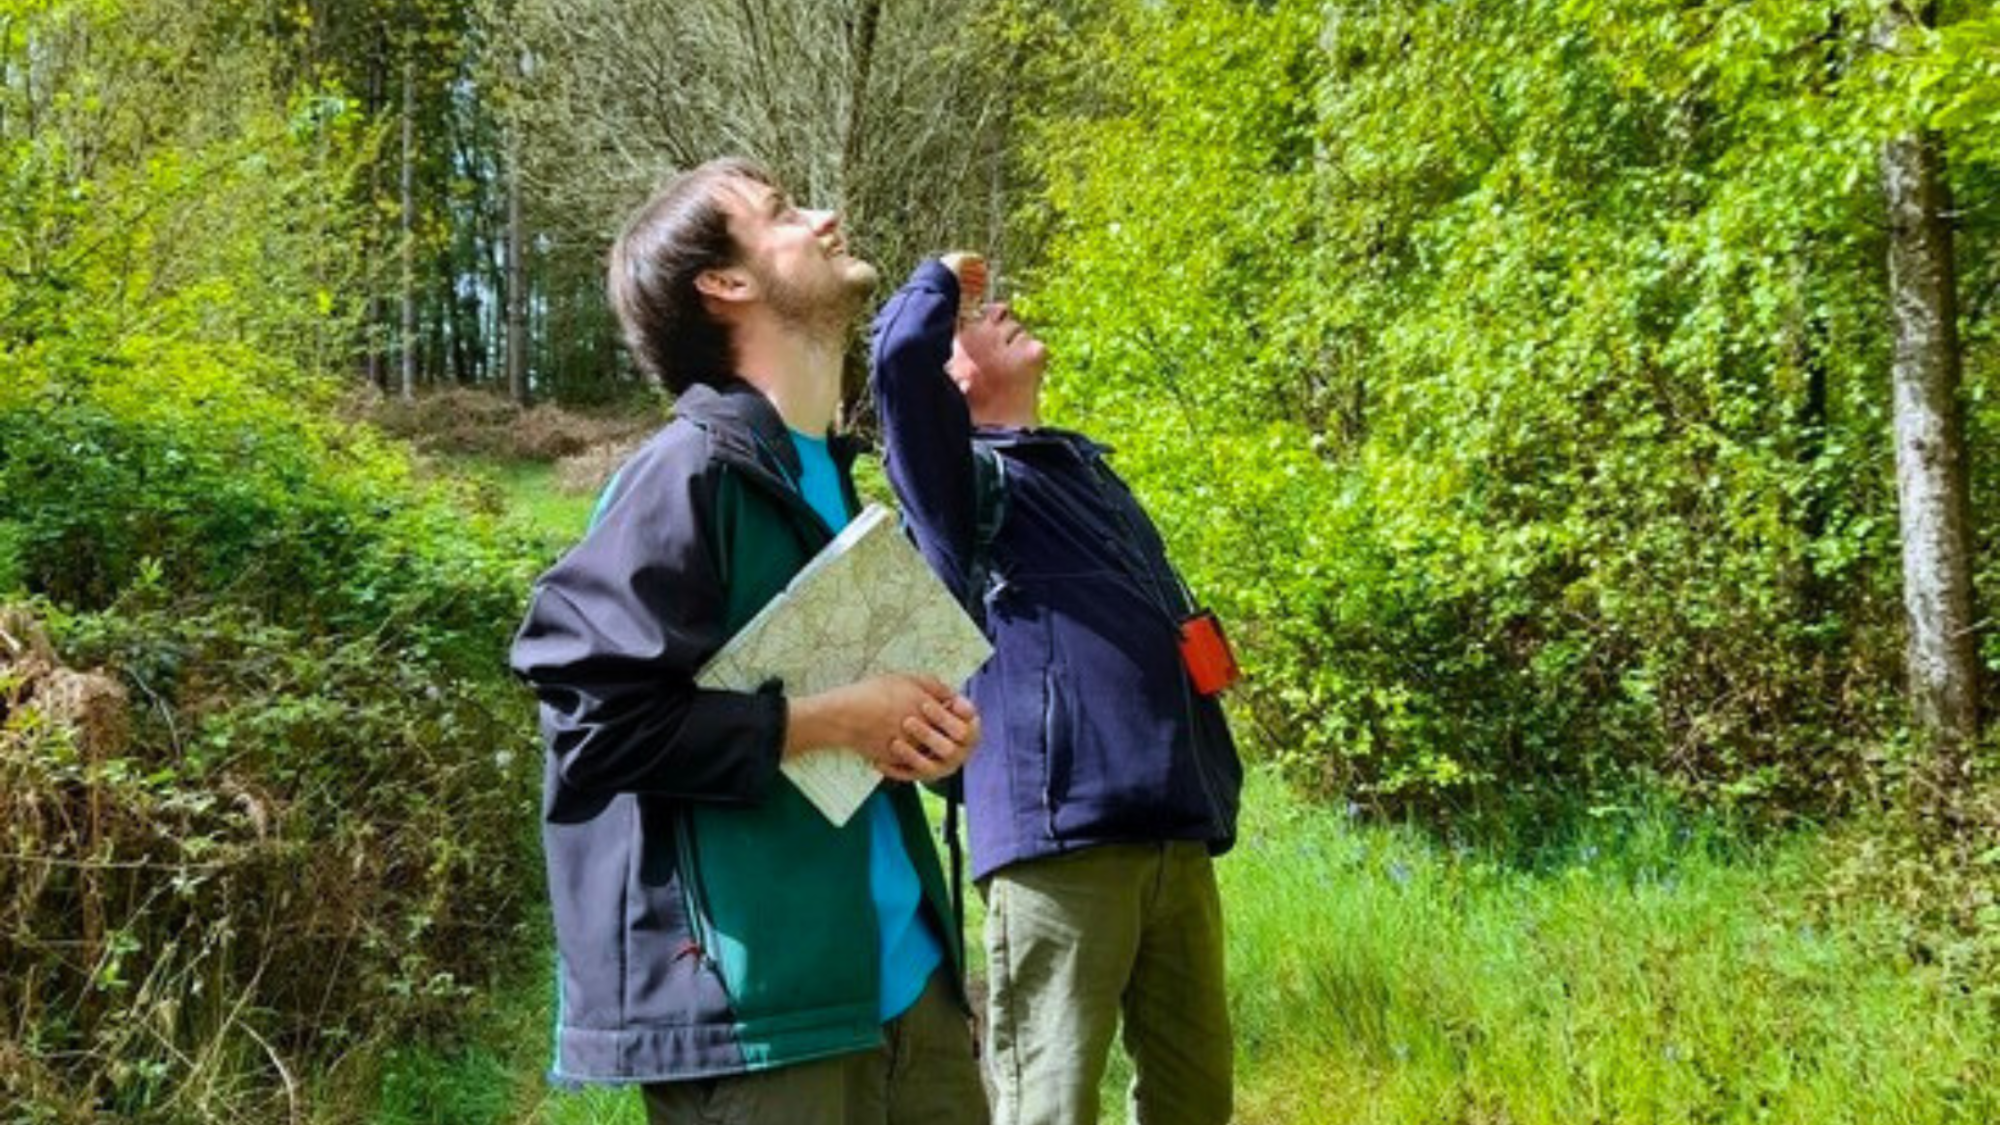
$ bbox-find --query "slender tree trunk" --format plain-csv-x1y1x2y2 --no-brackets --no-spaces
1878,4,1981,788
550,264,566,393
400,55,417,401
839,0,883,211
432,255,452,383
365,32,388,391
985,128,1007,278
506,130,529,406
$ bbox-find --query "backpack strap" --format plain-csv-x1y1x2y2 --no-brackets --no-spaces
941,438,1009,998
964,439,1011,629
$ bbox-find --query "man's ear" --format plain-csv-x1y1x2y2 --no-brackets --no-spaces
695,265,754,308
947,338,979,398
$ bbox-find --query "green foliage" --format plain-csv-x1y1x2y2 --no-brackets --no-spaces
1018,0,1997,823
0,3,550,1119
0,404,533,670
4,596,540,1122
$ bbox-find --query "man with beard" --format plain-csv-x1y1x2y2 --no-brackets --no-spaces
870,253,1243,1125
511,158,991,1125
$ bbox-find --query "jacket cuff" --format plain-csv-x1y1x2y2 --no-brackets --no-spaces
909,259,960,301
747,680,790,800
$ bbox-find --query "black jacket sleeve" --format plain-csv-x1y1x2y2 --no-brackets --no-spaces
509,429,785,803
869,260,980,604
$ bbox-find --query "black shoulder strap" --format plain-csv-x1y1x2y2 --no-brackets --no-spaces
965,440,1010,628
941,438,1009,994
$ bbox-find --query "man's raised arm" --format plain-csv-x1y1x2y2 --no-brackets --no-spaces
870,259,980,602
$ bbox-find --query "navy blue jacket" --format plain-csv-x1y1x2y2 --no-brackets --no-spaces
870,261,1242,880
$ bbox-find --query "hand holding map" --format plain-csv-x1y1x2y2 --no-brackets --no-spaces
786,672,978,784
696,504,994,825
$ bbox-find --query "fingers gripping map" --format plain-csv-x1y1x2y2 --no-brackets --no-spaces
696,503,994,825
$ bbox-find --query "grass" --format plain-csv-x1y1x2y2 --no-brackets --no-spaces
1217,780,1997,1124
349,771,1998,1125
348,459,1999,1123
455,456,600,546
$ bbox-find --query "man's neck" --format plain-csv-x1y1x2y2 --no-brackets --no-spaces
970,391,1041,430
733,320,845,435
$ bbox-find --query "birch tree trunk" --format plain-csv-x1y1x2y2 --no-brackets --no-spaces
1878,4,1981,787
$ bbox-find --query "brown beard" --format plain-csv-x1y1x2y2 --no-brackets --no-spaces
756,256,878,335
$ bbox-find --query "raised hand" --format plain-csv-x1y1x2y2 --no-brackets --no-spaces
940,251,989,323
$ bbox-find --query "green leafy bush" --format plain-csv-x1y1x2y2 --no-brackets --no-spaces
1015,0,1995,824
0,403,527,660
0,311,546,1125
0,4,549,1119
3,596,539,1122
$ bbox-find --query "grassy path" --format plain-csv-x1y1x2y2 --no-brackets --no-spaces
357,459,2000,1124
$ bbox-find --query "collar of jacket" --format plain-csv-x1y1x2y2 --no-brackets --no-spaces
674,378,865,542
676,377,864,480
973,423,1113,460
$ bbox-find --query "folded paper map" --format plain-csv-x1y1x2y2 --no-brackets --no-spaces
696,503,994,826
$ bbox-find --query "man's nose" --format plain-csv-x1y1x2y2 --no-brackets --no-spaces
806,208,840,234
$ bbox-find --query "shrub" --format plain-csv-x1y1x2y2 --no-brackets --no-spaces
1015,0,1988,824
2,598,540,1123
362,386,659,463
553,435,649,497
0,4,551,1117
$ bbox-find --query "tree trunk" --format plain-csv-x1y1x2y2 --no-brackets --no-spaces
506,130,529,406
838,0,883,212
399,54,418,401
1878,4,1981,788
364,30,388,392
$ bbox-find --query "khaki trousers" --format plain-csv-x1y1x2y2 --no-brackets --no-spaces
983,842,1232,1125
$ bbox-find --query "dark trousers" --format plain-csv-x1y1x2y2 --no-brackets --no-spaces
643,971,989,1125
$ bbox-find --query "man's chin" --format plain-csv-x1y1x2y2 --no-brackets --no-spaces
842,258,881,295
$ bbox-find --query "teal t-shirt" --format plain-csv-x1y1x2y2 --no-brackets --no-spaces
788,428,944,1022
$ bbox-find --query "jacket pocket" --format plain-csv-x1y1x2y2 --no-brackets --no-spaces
671,810,721,975
619,797,736,1033
1039,663,1072,840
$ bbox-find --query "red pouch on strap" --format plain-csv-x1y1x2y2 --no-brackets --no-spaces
1177,609,1241,696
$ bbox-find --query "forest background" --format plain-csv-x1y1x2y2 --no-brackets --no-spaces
3,0,1999,1122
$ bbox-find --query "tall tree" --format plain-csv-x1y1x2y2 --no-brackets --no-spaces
399,52,417,400
1877,1,1981,783
506,125,528,406
481,0,1024,402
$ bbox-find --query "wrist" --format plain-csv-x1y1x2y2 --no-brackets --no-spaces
784,690,854,760
783,695,827,760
